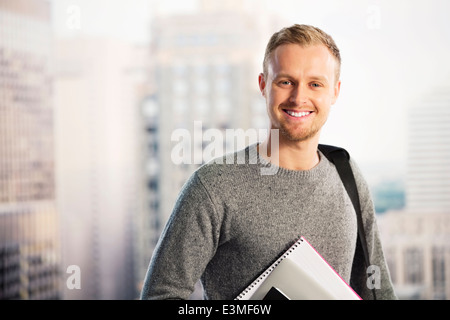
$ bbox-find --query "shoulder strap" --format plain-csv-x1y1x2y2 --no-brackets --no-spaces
318,144,377,300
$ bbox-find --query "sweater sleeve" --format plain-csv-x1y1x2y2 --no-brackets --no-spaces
140,171,221,300
349,158,398,300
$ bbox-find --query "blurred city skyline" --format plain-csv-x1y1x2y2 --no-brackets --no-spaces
48,0,450,170
2,0,450,300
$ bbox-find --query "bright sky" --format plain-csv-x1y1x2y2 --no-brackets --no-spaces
50,0,450,172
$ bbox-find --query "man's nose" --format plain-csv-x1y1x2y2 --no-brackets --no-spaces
289,84,308,105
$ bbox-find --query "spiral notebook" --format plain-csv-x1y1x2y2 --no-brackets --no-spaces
235,236,362,300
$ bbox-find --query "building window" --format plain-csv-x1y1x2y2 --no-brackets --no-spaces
404,248,423,285
432,247,446,299
385,248,397,284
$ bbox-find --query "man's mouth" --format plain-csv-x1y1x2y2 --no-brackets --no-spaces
283,109,313,118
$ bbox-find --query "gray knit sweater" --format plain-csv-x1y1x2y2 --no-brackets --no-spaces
140,143,397,300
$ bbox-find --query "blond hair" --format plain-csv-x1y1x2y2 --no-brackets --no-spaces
263,24,341,81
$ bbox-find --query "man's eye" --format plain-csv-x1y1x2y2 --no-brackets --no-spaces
280,81,292,86
311,83,322,88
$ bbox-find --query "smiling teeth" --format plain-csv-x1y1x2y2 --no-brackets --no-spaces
286,110,311,118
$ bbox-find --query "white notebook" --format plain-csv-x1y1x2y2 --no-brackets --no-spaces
235,236,362,300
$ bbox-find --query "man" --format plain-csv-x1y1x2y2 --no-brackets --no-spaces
140,24,397,300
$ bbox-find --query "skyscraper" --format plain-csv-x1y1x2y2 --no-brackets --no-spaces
0,0,60,299
136,2,284,296
406,87,450,212
54,37,146,299
377,86,450,300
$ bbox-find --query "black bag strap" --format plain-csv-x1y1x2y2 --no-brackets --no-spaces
318,144,377,300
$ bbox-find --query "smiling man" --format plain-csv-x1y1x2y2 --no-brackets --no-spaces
140,24,397,300
257,28,341,171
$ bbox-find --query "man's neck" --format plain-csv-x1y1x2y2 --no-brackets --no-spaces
258,133,320,171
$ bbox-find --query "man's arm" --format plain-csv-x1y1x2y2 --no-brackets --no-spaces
140,171,221,300
349,158,398,300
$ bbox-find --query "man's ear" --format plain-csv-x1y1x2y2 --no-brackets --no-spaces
258,73,266,97
331,80,341,105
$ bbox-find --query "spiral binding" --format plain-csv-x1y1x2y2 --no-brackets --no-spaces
235,237,304,300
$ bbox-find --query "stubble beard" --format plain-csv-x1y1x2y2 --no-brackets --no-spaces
278,123,321,142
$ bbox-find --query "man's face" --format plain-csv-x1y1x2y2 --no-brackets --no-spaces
259,44,341,143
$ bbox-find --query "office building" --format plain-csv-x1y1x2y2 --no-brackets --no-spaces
0,0,60,299
405,87,450,212
136,2,284,297
378,87,450,300
54,37,147,299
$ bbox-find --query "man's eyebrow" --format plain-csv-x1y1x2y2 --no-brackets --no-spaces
308,75,329,83
272,73,329,83
272,73,294,80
